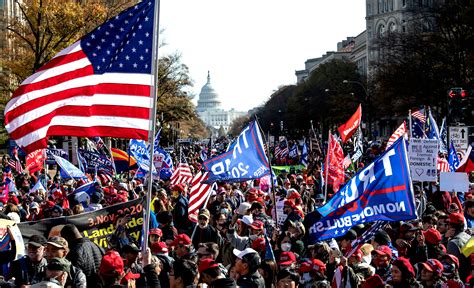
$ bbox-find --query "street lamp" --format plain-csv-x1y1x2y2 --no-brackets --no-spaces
342,79,372,139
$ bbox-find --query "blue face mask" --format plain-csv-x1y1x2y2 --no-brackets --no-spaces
220,208,229,215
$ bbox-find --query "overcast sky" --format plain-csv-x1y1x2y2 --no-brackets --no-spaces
159,0,366,112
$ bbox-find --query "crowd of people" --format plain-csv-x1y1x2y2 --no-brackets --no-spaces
0,140,472,288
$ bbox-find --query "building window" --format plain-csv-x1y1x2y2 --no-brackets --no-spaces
378,24,386,38
402,20,407,32
378,0,383,13
389,22,397,33
402,0,406,7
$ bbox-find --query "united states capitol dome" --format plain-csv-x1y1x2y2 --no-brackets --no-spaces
196,71,221,113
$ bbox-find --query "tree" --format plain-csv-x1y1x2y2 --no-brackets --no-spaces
370,1,474,119
229,115,250,137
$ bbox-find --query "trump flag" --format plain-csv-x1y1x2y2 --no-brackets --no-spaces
311,137,416,242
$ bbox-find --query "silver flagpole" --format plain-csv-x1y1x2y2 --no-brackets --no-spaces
143,0,161,258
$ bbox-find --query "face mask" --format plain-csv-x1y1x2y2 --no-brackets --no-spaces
249,234,258,241
281,243,292,252
300,273,312,284
220,208,229,215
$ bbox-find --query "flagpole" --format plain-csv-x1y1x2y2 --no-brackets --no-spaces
408,109,412,140
143,0,161,258
324,131,331,203
254,118,279,226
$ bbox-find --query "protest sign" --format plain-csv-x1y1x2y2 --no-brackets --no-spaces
0,220,25,260
19,197,145,249
440,172,470,193
78,149,114,175
408,138,439,182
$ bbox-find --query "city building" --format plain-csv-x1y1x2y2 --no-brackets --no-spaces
196,72,247,135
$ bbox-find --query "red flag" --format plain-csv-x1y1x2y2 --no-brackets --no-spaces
337,104,362,143
386,121,407,150
4,1,155,153
26,149,46,174
324,134,345,192
188,172,213,222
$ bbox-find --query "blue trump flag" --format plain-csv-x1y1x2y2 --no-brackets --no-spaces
448,141,460,172
310,137,416,242
204,121,270,183
53,155,87,180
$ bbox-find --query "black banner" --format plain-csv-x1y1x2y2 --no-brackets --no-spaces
18,197,146,249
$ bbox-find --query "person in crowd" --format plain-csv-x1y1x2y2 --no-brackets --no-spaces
32,257,71,288
170,259,199,288
192,209,222,248
196,242,227,275
199,258,236,288
419,258,445,287
446,212,471,279
233,248,265,288
8,234,48,286
171,184,193,234
44,236,87,288
97,250,140,288
60,223,104,285
388,257,422,287
0,226,16,264
170,234,196,261
371,245,393,281
276,268,300,288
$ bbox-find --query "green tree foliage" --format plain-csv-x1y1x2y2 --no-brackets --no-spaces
255,59,362,139
228,115,250,137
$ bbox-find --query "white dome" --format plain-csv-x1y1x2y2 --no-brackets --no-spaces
196,71,221,112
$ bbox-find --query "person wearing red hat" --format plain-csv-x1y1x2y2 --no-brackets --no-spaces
250,201,274,238
388,257,422,287
422,228,444,260
281,200,302,232
149,228,163,245
277,251,297,270
371,245,393,281
199,258,236,288
440,254,464,288
170,234,194,260
420,258,445,287
361,274,385,288
446,212,470,280
97,250,141,288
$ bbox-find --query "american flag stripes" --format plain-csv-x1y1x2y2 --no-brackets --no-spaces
437,157,450,172
386,122,407,150
347,221,388,257
188,171,213,222
411,109,427,139
8,147,24,173
4,0,155,153
170,150,193,185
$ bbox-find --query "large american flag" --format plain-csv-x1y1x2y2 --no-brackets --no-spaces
4,0,155,153
437,157,450,172
188,171,213,222
170,150,193,185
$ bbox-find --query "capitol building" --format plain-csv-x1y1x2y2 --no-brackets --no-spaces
196,72,247,134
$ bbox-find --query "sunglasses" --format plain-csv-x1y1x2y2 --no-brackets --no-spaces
198,217,208,221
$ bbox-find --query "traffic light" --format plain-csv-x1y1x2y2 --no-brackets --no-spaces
447,87,471,125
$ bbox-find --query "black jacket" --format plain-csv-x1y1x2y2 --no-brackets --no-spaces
66,237,105,285
236,271,265,288
8,257,47,286
210,277,236,288
192,225,222,248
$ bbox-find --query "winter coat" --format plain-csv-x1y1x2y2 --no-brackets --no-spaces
66,237,105,285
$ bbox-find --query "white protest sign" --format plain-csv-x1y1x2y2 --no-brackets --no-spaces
273,196,287,226
440,172,470,192
408,139,439,182
449,126,469,151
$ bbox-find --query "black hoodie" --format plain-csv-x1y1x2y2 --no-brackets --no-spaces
209,277,236,288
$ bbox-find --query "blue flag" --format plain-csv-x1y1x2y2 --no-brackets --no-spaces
129,139,154,173
311,137,416,242
426,109,439,140
301,142,308,167
204,121,270,183
448,142,460,172
439,117,448,153
54,155,87,180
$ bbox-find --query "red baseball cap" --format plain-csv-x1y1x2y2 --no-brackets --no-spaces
251,237,266,252
198,258,219,273
284,200,296,209
298,260,313,273
423,228,442,245
420,259,444,275
312,259,326,274
151,242,168,254
287,191,301,200
372,245,393,258
278,251,296,266
249,220,264,231
170,234,192,246
99,250,125,276
442,254,459,269
149,228,163,237
449,213,465,225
